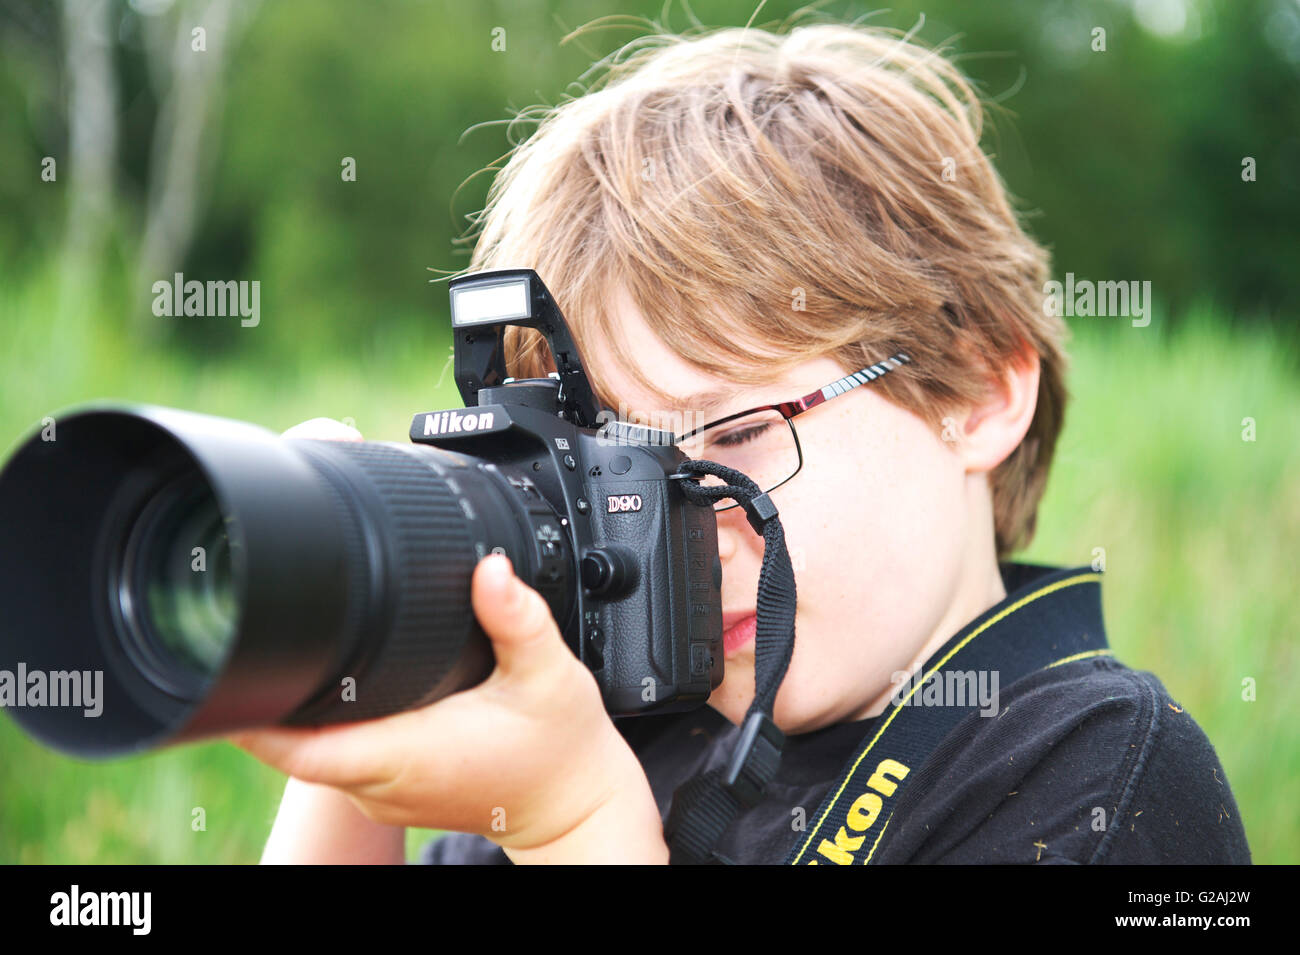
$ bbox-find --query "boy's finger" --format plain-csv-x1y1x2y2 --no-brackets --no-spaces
472,554,571,683
281,417,364,441
229,722,406,789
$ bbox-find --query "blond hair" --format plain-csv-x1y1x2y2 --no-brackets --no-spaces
464,20,1068,556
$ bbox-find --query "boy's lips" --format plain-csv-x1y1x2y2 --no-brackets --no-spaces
722,613,757,655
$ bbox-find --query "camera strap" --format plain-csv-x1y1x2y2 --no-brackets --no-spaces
784,566,1109,864
664,459,797,865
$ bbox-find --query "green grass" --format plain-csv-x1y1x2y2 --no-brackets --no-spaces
1022,309,1300,863
1,273,1296,863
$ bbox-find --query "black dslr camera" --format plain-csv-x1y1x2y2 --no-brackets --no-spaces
0,269,724,758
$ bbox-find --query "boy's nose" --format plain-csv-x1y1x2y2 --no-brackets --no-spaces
713,505,757,564
715,521,737,563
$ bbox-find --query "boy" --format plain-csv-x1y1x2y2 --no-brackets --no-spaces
236,22,1250,864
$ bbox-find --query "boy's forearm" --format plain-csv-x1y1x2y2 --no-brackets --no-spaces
259,722,668,865
261,777,405,865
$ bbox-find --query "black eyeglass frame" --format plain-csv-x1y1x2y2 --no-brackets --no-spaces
671,353,912,511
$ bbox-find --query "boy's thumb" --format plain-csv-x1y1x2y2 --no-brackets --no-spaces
471,554,569,681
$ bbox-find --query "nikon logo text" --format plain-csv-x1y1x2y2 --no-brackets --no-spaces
607,494,643,513
423,411,495,436
809,758,910,865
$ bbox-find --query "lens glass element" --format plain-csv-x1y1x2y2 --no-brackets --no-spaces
116,474,238,698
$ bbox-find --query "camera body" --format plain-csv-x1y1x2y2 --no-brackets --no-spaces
421,267,725,714
410,387,723,714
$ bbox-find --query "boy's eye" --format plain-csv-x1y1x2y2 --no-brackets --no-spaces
676,410,791,467
708,422,771,449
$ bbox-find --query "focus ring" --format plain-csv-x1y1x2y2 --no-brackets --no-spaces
290,441,490,723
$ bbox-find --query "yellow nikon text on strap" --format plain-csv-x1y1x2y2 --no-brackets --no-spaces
808,757,910,864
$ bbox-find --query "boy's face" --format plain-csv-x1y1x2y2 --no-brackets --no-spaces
587,291,1005,733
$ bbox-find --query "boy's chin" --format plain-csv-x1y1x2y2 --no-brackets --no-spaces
706,659,848,735
705,661,753,727
706,658,805,733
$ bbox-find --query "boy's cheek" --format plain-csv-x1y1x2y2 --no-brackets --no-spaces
769,604,902,731
763,489,965,726
709,406,968,731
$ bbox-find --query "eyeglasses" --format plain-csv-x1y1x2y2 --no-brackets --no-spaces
672,353,912,511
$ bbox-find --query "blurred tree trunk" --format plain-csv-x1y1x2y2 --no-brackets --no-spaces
134,0,248,331
61,0,118,286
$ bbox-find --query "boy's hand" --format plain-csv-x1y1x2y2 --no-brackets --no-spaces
230,419,668,863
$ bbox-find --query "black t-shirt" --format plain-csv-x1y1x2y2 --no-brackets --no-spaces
418,563,1251,865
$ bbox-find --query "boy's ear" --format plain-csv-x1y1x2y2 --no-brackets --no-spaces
952,343,1040,475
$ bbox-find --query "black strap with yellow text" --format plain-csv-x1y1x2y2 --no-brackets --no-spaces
786,567,1109,865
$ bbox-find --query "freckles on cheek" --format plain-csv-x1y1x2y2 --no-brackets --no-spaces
790,416,955,602
864,407,963,511
780,478,889,607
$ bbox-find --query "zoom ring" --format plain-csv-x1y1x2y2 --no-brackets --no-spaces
296,441,488,722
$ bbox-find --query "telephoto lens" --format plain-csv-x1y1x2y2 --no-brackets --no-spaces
0,405,570,758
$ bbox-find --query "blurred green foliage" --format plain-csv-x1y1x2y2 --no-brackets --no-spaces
2,0,1298,354
0,0,1296,863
